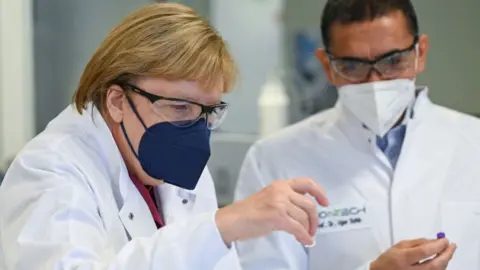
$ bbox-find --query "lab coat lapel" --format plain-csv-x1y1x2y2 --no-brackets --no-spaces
157,184,198,224
117,172,158,239
85,104,203,238
117,167,201,236
393,92,458,196
83,105,157,239
156,168,218,225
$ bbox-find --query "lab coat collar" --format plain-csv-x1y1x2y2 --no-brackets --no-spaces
334,86,432,153
83,104,204,238
84,104,130,199
82,104,158,238
392,87,458,195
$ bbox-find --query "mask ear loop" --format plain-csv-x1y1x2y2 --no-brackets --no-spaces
120,95,149,160
125,95,148,130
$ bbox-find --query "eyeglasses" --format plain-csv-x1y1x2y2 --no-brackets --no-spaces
124,83,229,130
327,36,419,82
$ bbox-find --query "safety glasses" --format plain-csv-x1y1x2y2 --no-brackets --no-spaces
125,83,229,130
327,36,419,82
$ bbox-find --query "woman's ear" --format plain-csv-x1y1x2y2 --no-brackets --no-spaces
105,84,126,123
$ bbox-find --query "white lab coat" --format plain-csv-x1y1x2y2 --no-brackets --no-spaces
235,89,480,270
0,104,241,270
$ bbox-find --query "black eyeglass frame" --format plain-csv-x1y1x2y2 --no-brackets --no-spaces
122,83,229,129
326,35,419,80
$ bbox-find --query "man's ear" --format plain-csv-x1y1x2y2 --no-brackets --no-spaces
416,34,429,73
105,84,126,123
315,48,335,84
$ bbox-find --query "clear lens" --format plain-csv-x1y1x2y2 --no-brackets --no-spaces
375,50,416,78
330,49,417,82
151,99,228,130
207,104,229,130
151,99,202,127
331,60,372,82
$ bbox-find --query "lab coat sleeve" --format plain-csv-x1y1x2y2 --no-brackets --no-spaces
0,162,230,270
234,145,308,270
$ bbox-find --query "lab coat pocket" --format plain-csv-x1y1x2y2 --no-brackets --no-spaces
309,203,381,269
440,202,480,270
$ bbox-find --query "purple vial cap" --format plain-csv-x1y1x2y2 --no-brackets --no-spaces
437,232,445,239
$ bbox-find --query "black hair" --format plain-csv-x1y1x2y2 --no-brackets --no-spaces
321,0,419,51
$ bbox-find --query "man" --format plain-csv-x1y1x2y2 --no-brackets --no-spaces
0,3,327,269
235,0,480,269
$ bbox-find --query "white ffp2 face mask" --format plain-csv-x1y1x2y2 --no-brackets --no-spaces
338,78,416,137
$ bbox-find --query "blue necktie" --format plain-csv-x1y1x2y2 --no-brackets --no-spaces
376,125,407,169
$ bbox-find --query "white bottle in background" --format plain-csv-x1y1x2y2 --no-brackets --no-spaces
258,69,290,137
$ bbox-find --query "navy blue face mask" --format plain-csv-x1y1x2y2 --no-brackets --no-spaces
121,98,211,190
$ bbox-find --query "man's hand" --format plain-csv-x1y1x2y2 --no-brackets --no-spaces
370,238,457,270
215,178,328,246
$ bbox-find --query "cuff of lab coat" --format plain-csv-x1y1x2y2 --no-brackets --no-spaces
211,211,233,251
170,212,232,269
202,211,232,263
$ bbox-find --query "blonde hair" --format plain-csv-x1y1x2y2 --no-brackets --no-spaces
73,3,237,113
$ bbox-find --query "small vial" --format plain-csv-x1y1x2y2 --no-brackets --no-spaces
418,232,447,264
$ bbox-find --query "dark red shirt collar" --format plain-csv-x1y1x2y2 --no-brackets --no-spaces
130,175,164,228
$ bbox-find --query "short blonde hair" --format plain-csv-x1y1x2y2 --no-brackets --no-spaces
73,3,237,113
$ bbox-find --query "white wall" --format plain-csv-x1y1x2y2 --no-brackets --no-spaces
0,0,35,168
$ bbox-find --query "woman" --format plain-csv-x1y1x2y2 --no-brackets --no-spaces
0,3,327,269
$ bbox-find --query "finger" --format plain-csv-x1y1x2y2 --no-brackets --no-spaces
289,178,329,206
405,238,450,264
418,243,456,269
280,216,313,246
286,204,310,234
396,238,431,248
290,193,318,236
